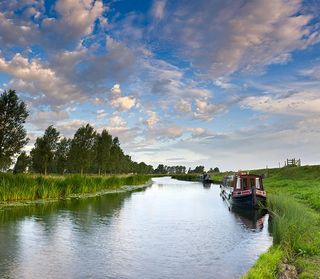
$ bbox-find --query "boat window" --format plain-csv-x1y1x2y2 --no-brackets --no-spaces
241,178,248,189
236,177,241,189
256,177,260,189
250,178,255,188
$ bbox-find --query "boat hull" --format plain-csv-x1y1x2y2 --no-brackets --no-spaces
232,193,266,208
220,186,266,208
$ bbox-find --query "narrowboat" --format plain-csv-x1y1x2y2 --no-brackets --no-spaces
220,172,266,208
199,172,213,184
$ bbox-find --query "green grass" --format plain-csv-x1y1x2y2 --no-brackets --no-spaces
244,165,320,278
244,246,284,279
171,174,199,181
171,173,223,183
0,173,150,202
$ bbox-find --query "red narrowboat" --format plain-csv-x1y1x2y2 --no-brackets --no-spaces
220,172,266,208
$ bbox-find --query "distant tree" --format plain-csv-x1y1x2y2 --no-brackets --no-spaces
194,166,205,173
189,165,205,173
69,124,96,175
0,89,29,171
54,137,71,175
94,130,112,175
13,151,30,174
154,164,167,174
213,167,220,173
166,165,186,174
30,125,60,175
137,162,154,174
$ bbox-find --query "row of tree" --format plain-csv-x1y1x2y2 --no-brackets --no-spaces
154,164,187,174
153,164,220,174
15,124,154,175
0,89,154,175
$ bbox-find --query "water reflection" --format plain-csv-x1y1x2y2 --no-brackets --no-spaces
231,207,267,231
0,178,272,279
202,182,212,189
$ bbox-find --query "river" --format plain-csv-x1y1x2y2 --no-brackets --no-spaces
0,177,272,279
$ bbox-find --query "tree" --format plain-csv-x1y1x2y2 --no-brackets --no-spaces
54,137,71,175
109,137,123,173
30,125,60,175
213,167,220,173
69,124,96,175
94,130,112,175
0,89,29,171
154,164,167,174
13,151,30,174
188,165,205,173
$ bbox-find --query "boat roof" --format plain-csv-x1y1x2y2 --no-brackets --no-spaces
236,172,262,178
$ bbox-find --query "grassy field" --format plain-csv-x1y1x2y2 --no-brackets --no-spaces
0,173,150,202
244,165,320,278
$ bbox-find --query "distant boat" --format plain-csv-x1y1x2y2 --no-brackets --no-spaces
220,172,267,208
199,173,213,184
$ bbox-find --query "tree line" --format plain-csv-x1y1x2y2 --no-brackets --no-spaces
25,124,153,175
1,89,220,175
1,89,153,175
153,164,220,174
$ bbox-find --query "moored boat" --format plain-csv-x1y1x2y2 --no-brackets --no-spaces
199,172,213,184
220,172,266,208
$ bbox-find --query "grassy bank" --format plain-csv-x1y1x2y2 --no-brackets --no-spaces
171,173,199,181
0,173,150,203
244,165,320,278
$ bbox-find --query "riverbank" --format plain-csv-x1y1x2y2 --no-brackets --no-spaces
171,173,222,184
244,165,320,278
0,173,151,207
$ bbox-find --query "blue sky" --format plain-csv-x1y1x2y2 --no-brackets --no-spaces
0,0,320,170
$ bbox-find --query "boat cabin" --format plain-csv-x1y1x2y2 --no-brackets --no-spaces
232,172,264,191
223,172,264,191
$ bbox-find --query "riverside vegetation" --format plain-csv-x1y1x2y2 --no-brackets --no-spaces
0,89,153,204
0,173,150,203
242,165,320,279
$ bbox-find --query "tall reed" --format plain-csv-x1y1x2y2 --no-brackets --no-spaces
0,173,150,202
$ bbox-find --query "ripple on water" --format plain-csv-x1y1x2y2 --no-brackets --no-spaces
0,177,272,279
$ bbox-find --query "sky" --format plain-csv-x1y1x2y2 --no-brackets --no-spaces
0,0,320,171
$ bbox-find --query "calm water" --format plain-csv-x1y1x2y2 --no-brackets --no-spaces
0,177,272,279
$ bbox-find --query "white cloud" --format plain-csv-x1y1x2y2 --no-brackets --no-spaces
108,114,127,127
0,53,85,106
300,65,320,79
242,90,320,116
152,0,166,20
111,84,121,95
144,111,159,128
110,96,136,111
162,0,320,77
42,0,105,48
194,99,225,121
175,99,192,113
96,109,107,120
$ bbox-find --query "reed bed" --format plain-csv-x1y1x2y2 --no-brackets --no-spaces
0,173,150,202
